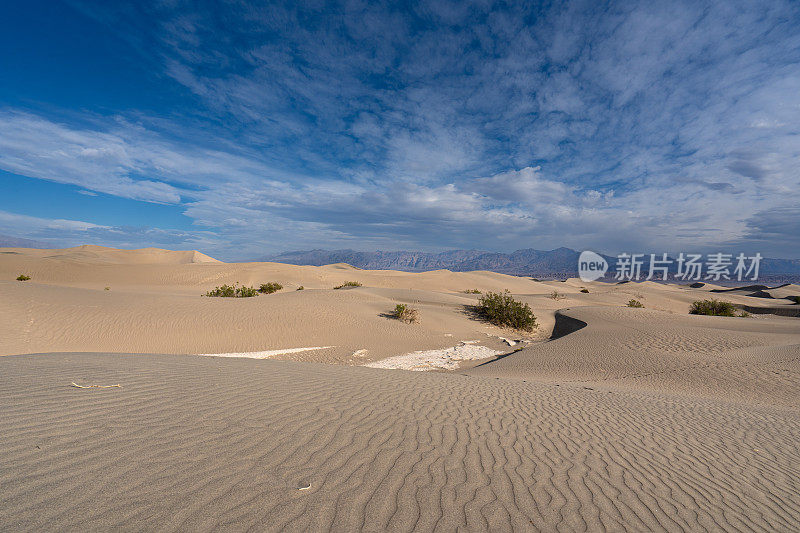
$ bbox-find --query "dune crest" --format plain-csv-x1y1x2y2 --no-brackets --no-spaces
0,245,221,264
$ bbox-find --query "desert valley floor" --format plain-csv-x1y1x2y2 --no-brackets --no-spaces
1,246,799,531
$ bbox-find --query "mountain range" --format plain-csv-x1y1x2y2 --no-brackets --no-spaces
0,234,50,249
263,248,800,282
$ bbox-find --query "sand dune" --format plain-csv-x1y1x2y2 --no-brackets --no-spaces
468,306,800,409
1,244,220,264
1,352,798,531
1,246,799,530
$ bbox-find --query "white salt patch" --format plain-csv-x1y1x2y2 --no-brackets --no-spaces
198,346,334,359
364,343,503,371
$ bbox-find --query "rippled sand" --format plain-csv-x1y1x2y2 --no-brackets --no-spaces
1,246,799,530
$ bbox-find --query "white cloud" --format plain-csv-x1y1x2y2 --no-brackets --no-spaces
0,112,182,204
0,210,108,233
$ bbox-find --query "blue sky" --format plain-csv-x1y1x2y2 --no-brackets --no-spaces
1,0,799,260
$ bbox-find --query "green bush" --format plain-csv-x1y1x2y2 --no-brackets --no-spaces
476,290,537,332
689,299,737,317
580,288,589,293
334,281,362,289
16,274,31,281
205,283,259,298
392,304,419,324
258,282,283,294
463,289,482,294
627,299,644,308
238,285,259,297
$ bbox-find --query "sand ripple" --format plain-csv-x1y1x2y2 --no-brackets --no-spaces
1,353,798,531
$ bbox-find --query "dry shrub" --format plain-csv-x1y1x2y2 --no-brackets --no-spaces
205,283,258,298
392,304,419,324
689,299,737,316
334,281,362,289
258,282,283,294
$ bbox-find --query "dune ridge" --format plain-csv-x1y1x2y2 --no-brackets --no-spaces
1,244,221,265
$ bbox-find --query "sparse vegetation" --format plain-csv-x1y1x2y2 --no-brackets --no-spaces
258,282,283,294
104,286,110,291
549,290,566,300
16,274,31,281
689,299,737,317
334,281,362,289
580,288,589,293
238,285,259,297
297,286,304,291
627,299,644,308
205,283,259,298
475,290,537,332
392,304,419,324
738,310,751,318
464,289,482,294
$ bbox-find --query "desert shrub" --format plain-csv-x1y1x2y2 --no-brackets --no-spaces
205,283,259,298
549,290,565,300
392,304,419,324
16,274,31,281
238,285,259,297
297,286,304,291
580,288,589,293
476,290,537,332
738,310,751,317
627,299,644,308
689,299,737,317
206,284,236,297
464,289,482,294
104,286,110,291
258,282,283,294
334,281,362,289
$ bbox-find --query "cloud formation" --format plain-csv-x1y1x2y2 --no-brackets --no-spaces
1,0,799,258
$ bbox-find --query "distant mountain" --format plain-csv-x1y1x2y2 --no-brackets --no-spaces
263,248,603,278
263,248,800,281
261,249,488,271
0,234,50,248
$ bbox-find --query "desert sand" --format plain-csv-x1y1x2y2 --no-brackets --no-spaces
1,246,799,531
